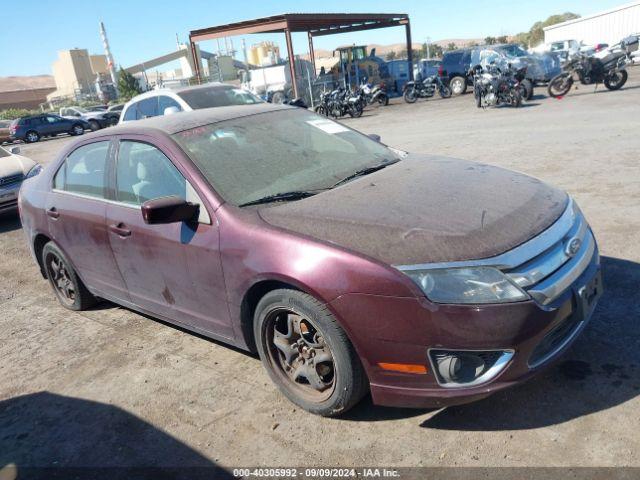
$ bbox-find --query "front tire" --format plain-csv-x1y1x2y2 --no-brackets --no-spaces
604,70,628,91
449,76,467,95
403,88,418,103
70,124,85,136
271,91,285,104
548,74,573,98
378,93,389,106
254,289,368,417
42,242,97,311
439,86,452,98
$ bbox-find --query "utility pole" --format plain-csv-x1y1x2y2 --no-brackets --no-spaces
426,36,431,59
99,21,118,96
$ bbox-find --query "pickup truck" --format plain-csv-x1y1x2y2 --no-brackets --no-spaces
59,106,119,131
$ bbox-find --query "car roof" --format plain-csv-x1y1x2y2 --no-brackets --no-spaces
127,82,235,100
85,103,292,137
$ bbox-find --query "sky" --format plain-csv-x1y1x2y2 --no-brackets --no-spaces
0,0,628,77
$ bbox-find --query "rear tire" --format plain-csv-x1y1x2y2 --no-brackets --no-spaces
449,76,467,95
88,120,100,131
512,89,522,108
271,91,285,104
548,74,573,98
378,93,389,106
42,242,97,311
604,70,628,91
254,289,368,417
25,131,40,143
439,86,452,98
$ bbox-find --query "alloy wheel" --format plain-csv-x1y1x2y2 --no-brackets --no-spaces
46,253,76,306
27,132,39,143
451,78,464,95
265,309,336,402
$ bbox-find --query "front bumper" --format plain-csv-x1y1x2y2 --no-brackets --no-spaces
329,244,601,409
0,182,21,213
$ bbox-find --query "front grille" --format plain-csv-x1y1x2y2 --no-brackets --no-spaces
504,203,595,305
528,312,583,368
0,173,24,187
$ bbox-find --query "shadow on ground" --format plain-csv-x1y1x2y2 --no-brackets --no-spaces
421,256,640,430
0,214,21,234
0,392,233,480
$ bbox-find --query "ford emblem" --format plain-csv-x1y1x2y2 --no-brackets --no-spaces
566,237,582,257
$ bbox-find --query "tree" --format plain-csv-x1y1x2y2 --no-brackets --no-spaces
485,36,497,45
513,12,580,48
497,35,508,44
117,67,142,101
386,51,397,60
446,42,457,51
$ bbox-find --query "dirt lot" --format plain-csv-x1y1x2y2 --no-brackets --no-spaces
1,70,639,471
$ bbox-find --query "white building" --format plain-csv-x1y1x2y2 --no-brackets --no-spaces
544,1,640,46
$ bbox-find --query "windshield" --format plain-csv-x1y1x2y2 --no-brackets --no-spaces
177,86,263,109
498,45,528,58
0,147,10,158
173,109,399,206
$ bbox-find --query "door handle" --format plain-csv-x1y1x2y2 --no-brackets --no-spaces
109,223,132,237
46,207,60,219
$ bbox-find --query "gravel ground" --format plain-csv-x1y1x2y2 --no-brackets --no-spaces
1,69,639,471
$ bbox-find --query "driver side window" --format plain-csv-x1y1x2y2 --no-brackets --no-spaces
115,141,210,223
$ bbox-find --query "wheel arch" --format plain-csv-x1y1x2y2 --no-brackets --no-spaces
33,233,52,278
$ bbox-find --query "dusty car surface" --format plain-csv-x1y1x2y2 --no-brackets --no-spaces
0,145,39,214
18,104,602,416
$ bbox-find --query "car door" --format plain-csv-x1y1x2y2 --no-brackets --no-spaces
105,137,232,338
46,140,129,300
44,115,68,136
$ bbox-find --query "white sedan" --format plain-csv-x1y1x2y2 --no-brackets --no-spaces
0,145,40,215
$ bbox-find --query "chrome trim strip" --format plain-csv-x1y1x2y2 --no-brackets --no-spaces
51,189,140,209
428,349,514,389
507,214,588,288
528,230,595,305
396,198,575,272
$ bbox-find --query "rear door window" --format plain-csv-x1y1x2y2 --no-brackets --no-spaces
53,141,110,198
123,103,139,121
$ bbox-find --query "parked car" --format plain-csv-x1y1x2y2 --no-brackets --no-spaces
84,105,108,112
0,145,40,214
0,120,13,144
442,44,562,98
9,114,89,143
531,39,581,60
107,103,125,114
580,43,609,56
119,83,262,123
59,106,119,131
19,104,602,416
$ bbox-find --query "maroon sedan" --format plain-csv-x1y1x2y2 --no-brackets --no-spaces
18,104,602,416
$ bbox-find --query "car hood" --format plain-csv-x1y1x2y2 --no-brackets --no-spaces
511,53,562,80
0,153,36,178
259,155,568,266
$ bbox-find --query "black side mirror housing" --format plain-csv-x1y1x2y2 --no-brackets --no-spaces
141,196,199,225
368,133,382,143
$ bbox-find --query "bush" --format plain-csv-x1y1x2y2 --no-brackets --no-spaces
0,108,41,120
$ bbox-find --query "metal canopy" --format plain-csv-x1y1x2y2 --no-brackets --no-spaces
188,13,413,97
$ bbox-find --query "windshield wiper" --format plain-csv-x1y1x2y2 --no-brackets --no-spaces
331,160,399,189
238,190,321,207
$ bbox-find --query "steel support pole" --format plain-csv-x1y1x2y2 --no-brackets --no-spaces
284,27,298,98
307,31,316,77
190,39,202,83
405,21,414,81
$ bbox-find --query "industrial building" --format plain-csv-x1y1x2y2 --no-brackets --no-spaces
47,48,110,103
544,1,640,46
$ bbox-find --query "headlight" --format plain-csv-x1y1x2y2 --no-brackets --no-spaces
402,267,529,304
25,164,43,179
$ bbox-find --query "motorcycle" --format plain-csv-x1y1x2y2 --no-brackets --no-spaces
403,74,452,103
315,88,363,119
358,82,389,107
471,64,522,109
548,35,638,98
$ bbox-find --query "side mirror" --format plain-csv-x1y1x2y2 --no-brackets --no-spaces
163,106,180,116
9,146,20,154
141,196,199,225
368,133,381,143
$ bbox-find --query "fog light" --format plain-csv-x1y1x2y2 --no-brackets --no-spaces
430,350,514,388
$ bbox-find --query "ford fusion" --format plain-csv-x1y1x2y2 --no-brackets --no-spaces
18,104,602,416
